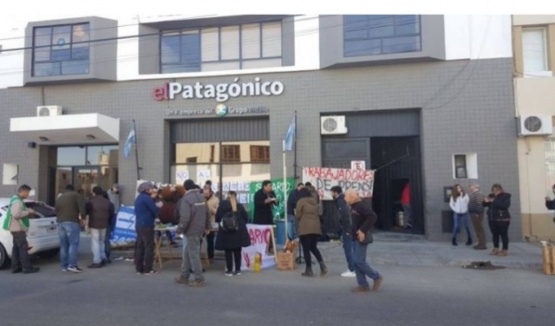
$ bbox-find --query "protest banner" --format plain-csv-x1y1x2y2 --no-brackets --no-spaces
248,177,295,221
302,167,375,200
112,206,137,246
241,224,276,271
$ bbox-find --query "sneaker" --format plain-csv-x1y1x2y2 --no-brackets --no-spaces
225,271,234,277
88,263,103,269
234,271,242,276
67,266,83,273
188,280,206,288
341,270,356,278
11,268,22,274
175,275,189,284
372,275,384,291
143,270,159,275
23,267,40,274
351,286,370,293
62,268,68,272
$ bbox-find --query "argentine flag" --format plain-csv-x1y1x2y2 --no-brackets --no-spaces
284,116,295,152
123,124,136,159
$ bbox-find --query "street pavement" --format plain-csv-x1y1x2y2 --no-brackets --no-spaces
0,233,553,326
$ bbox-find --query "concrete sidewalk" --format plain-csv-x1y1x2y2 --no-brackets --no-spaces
316,232,546,271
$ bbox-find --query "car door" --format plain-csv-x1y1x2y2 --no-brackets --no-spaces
24,202,58,240
0,208,14,257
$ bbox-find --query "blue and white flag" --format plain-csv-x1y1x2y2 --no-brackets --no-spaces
123,123,136,159
284,116,296,152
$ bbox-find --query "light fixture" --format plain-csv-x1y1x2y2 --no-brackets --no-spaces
39,136,49,141
86,134,96,140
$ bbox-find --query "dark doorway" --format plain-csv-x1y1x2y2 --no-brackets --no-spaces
371,136,423,234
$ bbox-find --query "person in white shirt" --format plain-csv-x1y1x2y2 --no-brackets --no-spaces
449,184,472,247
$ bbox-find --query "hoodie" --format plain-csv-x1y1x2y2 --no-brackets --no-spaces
334,193,352,233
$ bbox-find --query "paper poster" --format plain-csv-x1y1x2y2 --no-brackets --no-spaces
112,206,137,245
241,224,276,271
197,170,211,180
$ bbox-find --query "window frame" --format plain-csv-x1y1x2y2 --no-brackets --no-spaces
31,22,91,77
250,145,271,163
343,15,422,57
522,27,549,74
221,144,241,163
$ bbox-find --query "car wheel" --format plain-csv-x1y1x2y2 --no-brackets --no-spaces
0,244,9,269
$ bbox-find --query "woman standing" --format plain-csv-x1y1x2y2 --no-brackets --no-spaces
215,191,250,276
483,184,511,256
449,184,472,246
295,188,327,277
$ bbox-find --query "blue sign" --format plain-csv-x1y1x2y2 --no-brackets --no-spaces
112,206,136,245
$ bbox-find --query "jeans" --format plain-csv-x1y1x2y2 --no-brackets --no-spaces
11,231,32,271
489,222,510,250
58,221,81,269
90,228,107,264
353,241,381,288
402,205,412,227
452,213,472,239
341,231,355,272
287,214,297,239
104,227,113,259
299,234,323,267
135,227,155,273
471,212,487,247
225,248,242,272
181,233,204,282
206,232,215,260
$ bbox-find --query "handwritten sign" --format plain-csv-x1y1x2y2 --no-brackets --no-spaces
302,167,374,200
351,160,366,171
248,177,295,221
241,224,276,271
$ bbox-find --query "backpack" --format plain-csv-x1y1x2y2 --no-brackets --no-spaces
221,210,239,232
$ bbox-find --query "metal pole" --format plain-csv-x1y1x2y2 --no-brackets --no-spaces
133,120,140,180
293,110,298,180
282,140,288,246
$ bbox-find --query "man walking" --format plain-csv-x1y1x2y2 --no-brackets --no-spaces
85,187,113,268
105,184,120,263
468,183,487,250
56,185,86,273
175,179,210,287
3,185,40,274
331,186,355,278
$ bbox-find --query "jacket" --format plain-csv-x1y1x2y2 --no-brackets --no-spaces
8,196,31,233
483,192,511,223
134,192,160,228
158,201,177,224
546,198,555,210
468,190,486,214
295,197,322,236
305,185,323,216
55,191,85,224
334,193,352,233
206,195,220,225
177,190,210,236
350,200,377,235
85,196,112,229
253,189,277,225
449,194,469,214
215,200,251,250
287,189,300,216
401,184,410,206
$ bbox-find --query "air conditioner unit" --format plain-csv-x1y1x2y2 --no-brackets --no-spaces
321,116,348,135
517,115,553,136
36,105,62,117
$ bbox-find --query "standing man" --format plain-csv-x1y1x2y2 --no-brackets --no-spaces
85,187,112,268
203,184,219,264
175,179,210,287
56,184,86,273
331,186,355,278
286,183,304,239
468,183,487,250
401,182,412,229
134,182,160,275
253,180,278,225
3,185,39,274
105,184,120,263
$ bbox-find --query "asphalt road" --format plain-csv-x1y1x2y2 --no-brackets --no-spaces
0,252,553,326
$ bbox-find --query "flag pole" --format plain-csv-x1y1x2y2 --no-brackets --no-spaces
282,139,288,244
293,110,298,180
133,119,140,180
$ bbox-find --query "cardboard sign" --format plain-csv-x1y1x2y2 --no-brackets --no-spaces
241,224,276,271
112,206,137,245
302,167,374,200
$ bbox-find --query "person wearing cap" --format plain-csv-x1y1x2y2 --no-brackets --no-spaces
134,182,161,275
331,185,355,278
468,183,487,250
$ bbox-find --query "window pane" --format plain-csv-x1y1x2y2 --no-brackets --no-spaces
181,32,200,66
344,16,368,40
382,36,420,54
57,147,86,166
72,24,90,43
34,62,61,76
52,26,71,50
241,24,261,59
344,39,381,57
34,27,52,46
51,48,71,61
61,60,89,75
242,58,282,69
161,64,200,73
222,144,241,162
367,15,395,38
34,46,51,62
523,29,547,73
395,15,419,36
71,46,89,60
262,22,282,57
175,143,219,164
201,28,219,61
87,146,118,165
161,35,180,64
220,26,240,60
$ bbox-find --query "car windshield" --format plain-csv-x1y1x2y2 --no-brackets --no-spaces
24,202,56,218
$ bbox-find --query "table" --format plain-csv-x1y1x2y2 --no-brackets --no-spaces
154,225,179,271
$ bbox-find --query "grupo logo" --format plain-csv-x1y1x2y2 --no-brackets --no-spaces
215,104,229,117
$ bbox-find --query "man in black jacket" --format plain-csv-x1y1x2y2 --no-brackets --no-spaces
331,186,355,278
286,183,304,239
253,180,278,225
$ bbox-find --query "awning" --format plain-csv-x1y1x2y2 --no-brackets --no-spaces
10,113,120,145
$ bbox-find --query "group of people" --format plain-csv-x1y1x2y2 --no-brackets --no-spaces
449,183,512,256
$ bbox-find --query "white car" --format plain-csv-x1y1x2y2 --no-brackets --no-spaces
0,198,60,268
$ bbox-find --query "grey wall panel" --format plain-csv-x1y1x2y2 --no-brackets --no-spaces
171,117,269,143
337,110,420,137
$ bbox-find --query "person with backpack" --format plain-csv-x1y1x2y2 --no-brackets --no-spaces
215,191,251,276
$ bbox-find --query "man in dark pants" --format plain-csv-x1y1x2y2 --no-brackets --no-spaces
287,183,304,239
134,182,160,275
331,186,355,278
105,184,120,262
4,185,40,274
253,180,278,225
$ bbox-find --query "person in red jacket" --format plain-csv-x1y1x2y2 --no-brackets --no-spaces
401,182,412,229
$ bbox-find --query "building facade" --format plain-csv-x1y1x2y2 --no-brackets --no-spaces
512,15,555,241
0,14,519,241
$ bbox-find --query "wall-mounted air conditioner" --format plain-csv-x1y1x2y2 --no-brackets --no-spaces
36,105,63,117
517,115,553,136
321,116,348,135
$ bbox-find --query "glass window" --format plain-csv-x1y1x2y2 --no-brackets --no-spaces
201,28,219,61
344,15,421,57
250,145,270,162
32,23,90,77
161,31,201,73
222,145,241,162
454,155,467,179
242,23,261,59
175,143,220,164
220,26,240,60
57,147,86,166
262,22,282,57
522,28,548,73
